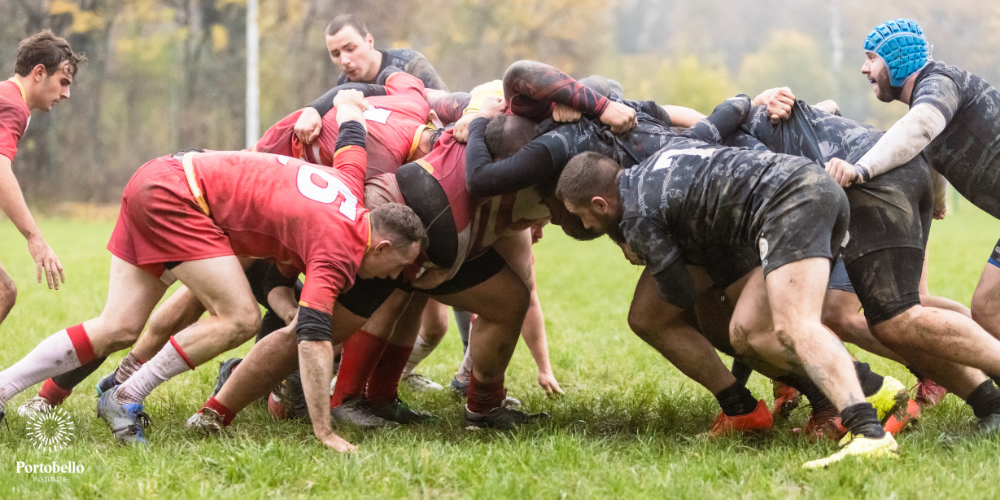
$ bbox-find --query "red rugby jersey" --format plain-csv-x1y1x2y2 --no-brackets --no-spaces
253,72,430,177
0,79,30,160
414,130,550,274
186,148,370,314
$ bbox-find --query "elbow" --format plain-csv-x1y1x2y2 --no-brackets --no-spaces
504,60,538,88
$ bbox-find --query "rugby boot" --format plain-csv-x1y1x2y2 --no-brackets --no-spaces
450,376,470,398
95,371,119,397
801,432,899,469
772,381,802,420
867,375,909,423
17,396,54,417
186,407,226,434
795,405,846,441
914,377,948,408
97,386,151,445
366,397,437,424
331,396,399,429
211,358,242,397
883,399,921,435
267,392,289,420
401,373,444,392
463,399,549,431
708,399,774,437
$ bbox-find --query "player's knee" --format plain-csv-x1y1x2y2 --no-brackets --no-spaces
229,312,262,342
821,307,857,343
627,306,661,340
0,276,16,311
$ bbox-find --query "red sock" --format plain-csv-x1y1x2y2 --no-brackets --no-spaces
38,378,73,405
330,330,388,407
365,343,413,405
66,323,96,365
467,373,505,414
203,396,236,426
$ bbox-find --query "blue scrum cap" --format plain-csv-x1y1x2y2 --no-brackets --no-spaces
864,18,929,87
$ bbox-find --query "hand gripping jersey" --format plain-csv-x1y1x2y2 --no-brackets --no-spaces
0,79,31,160
253,72,430,178
188,148,370,315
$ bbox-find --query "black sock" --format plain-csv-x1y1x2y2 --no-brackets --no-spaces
841,402,886,439
731,360,754,387
966,380,1000,419
715,381,758,417
50,356,107,390
776,374,834,412
854,361,885,398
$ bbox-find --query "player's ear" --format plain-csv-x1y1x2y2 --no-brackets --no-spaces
365,33,374,48
373,240,393,254
31,63,46,81
591,196,609,213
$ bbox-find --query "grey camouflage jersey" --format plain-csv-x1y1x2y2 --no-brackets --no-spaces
618,138,813,275
910,61,1000,217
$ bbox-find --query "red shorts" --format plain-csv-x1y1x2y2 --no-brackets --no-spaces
107,156,233,278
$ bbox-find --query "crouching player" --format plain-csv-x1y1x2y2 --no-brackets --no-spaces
0,91,426,451
558,143,899,467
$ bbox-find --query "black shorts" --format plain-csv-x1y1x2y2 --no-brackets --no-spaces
400,248,507,296
701,244,760,289
338,276,404,319
841,157,932,325
245,260,301,308
988,237,1000,268
756,164,849,276
827,257,855,294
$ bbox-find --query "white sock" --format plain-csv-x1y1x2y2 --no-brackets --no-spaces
456,347,473,384
113,351,144,383
0,330,83,409
114,341,191,405
402,335,440,377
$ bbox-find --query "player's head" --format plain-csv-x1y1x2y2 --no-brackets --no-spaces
542,195,602,241
14,30,85,111
862,18,929,102
361,203,427,279
484,114,539,160
556,152,623,237
326,14,378,83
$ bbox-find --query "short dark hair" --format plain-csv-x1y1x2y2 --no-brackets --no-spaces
370,202,428,251
326,14,369,38
15,30,85,79
484,114,538,160
556,152,622,207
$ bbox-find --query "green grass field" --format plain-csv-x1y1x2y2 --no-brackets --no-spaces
2,198,1000,499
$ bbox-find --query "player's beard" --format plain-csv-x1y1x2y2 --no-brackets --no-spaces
560,213,604,241
873,68,903,103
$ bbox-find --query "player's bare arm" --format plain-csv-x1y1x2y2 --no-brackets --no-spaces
0,154,64,289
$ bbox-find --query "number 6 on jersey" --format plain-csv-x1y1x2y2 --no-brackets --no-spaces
296,164,358,220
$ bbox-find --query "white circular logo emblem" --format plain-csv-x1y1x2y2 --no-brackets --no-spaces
758,238,769,260
28,408,75,452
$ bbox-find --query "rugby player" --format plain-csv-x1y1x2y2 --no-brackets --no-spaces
822,18,1000,429
0,31,83,324
557,113,902,466
0,91,426,451
13,67,444,416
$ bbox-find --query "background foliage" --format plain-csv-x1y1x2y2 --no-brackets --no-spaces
1,0,998,203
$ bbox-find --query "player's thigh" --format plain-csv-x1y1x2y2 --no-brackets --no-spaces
172,255,258,326
420,298,450,341
361,289,413,340
972,261,1000,328
89,256,170,340
729,267,772,354
433,265,530,324
764,258,829,327
387,292,428,345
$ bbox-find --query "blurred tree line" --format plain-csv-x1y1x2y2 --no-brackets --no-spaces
2,0,998,203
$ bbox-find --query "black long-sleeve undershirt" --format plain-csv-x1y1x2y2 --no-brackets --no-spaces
465,117,557,197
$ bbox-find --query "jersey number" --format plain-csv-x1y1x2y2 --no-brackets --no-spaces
296,164,358,220
363,105,392,124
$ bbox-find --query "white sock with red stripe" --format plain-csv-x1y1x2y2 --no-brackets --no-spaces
0,324,96,409
113,337,194,405
402,334,440,377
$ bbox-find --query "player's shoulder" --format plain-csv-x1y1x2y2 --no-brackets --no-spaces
0,81,29,120
385,48,427,63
